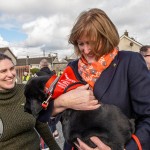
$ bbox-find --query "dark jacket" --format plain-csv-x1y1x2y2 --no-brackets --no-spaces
36,67,53,76
67,51,150,150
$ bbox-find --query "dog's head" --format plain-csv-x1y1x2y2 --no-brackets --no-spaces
24,75,50,102
24,75,53,122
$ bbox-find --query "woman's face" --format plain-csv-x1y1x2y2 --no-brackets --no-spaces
77,36,97,63
0,59,16,90
143,48,150,70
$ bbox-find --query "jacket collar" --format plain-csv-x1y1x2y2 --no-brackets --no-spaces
93,53,120,100
69,54,120,99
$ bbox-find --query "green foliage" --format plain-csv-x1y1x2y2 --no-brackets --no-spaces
30,68,40,75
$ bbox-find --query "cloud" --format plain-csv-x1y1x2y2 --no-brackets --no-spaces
22,15,70,49
0,35,9,47
0,0,150,59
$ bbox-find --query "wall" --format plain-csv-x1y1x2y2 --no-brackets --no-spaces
118,37,142,52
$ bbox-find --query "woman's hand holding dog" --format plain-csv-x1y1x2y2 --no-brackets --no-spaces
52,84,100,115
75,137,111,150
63,84,100,110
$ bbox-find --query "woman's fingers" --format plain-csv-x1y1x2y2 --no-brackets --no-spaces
74,142,82,150
77,138,90,150
90,137,103,147
90,137,111,150
60,84,101,110
77,137,111,150
88,101,101,110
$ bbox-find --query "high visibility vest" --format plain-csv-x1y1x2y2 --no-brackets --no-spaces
22,75,30,81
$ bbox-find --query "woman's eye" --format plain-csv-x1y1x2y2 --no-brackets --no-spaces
78,43,84,46
10,66,15,71
0,70,6,73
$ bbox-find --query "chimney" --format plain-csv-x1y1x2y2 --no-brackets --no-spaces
124,30,128,37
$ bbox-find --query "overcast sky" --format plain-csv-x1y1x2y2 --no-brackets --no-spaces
0,0,150,59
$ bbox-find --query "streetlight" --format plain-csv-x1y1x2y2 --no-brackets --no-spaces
26,55,30,75
49,52,57,69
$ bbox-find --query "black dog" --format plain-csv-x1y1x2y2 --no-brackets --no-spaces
24,75,134,150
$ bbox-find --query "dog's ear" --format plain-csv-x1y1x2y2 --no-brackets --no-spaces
31,99,43,118
24,75,51,116
24,76,50,99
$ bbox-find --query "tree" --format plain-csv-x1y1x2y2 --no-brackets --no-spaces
30,68,40,75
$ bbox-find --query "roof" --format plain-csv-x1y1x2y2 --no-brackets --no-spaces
120,34,143,47
0,47,17,59
65,52,78,62
17,56,56,66
68,52,78,59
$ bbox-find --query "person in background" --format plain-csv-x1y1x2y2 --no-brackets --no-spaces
36,58,60,149
52,69,56,74
36,58,53,76
57,69,63,76
51,8,150,150
22,71,30,84
0,53,60,150
139,45,150,70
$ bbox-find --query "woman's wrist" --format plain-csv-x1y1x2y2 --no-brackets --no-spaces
54,94,68,108
52,95,69,116
60,94,70,108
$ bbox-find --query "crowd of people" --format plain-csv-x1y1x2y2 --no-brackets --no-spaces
0,7,150,150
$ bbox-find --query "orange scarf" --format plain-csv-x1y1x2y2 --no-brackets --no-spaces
78,48,118,88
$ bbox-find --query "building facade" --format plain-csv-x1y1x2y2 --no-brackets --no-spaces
118,30,143,52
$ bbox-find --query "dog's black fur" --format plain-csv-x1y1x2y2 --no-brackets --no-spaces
24,75,134,150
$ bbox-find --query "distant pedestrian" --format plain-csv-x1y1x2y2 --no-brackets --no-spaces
52,69,56,74
22,71,30,84
36,59,53,76
140,45,150,70
57,69,63,76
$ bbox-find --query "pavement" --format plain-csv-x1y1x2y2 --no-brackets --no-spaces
55,121,65,149
42,121,65,150
41,121,65,150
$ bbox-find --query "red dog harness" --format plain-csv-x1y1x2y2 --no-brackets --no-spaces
131,134,142,150
42,66,85,109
